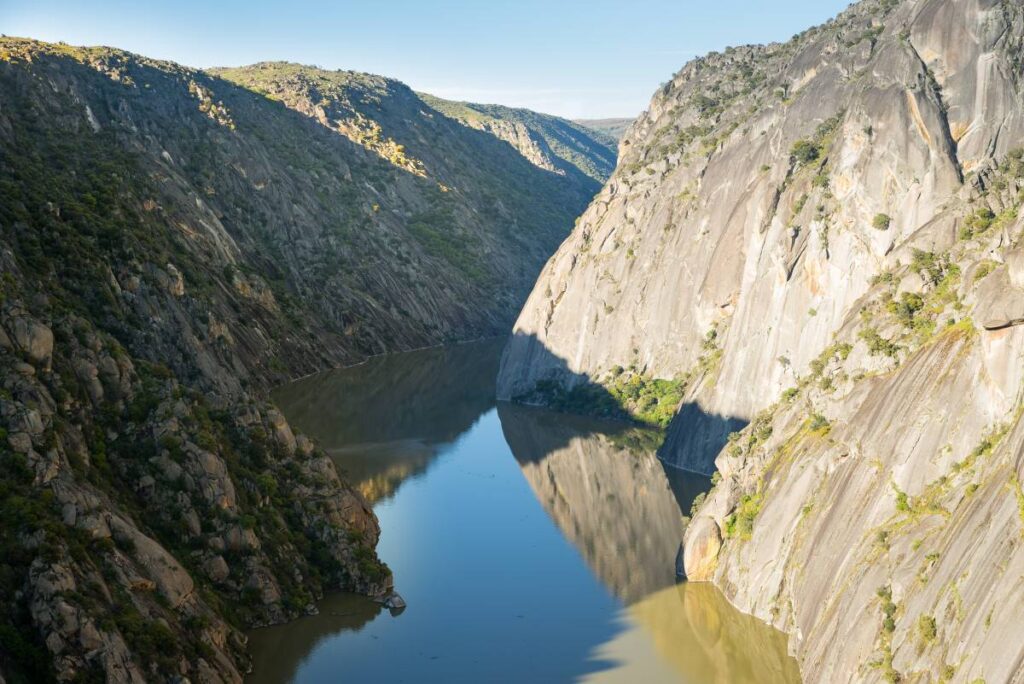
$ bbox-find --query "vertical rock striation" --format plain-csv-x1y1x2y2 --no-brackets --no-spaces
500,0,1024,680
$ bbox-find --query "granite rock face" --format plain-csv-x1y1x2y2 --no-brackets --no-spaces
500,0,1024,680
499,0,1023,464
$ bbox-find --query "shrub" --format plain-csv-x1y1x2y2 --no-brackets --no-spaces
689,492,706,517
872,213,892,230
886,292,924,328
917,614,937,644
724,492,762,540
791,139,820,164
974,261,996,281
859,327,900,357
808,413,830,432
910,249,948,285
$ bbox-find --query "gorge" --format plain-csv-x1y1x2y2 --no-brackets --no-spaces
3,0,1024,681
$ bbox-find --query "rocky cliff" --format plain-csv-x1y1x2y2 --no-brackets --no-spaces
499,0,1024,681
0,38,602,683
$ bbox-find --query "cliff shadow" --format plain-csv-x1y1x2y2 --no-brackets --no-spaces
497,332,746,475
658,402,748,476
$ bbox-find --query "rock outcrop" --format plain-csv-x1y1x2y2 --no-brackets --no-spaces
499,0,1024,681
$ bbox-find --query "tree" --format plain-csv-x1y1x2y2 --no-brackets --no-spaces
790,139,819,164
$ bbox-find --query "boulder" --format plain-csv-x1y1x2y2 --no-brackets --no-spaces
1007,248,1024,289
683,516,722,582
974,270,1024,330
265,409,297,455
7,317,54,368
383,591,406,613
203,555,230,583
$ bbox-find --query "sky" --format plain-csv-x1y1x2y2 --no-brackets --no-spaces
1,0,854,119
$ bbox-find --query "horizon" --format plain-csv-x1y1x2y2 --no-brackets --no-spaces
2,0,852,119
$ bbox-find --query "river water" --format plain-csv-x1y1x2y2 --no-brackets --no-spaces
249,339,799,683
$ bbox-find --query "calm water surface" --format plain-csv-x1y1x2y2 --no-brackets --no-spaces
251,339,800,683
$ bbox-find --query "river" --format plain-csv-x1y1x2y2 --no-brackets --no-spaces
248,339,799,683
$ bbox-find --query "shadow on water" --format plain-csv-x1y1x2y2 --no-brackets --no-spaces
272,337,504,503
497,332,748,475
657,403,748,476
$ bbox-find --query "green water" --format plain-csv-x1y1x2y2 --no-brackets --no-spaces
249,339,799,683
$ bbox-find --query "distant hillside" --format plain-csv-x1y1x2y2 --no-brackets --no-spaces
573,117,635,142
419,94,617,185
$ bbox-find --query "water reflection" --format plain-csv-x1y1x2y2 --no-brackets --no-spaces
271,338,504,502
248,593,382,684
255,340,799,683
498,404,708,604
586,583,800,684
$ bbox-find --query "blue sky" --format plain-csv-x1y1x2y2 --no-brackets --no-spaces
2,0,853,118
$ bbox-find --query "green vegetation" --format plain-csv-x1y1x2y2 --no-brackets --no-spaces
872,213,892,230
521,328,725,427
872,586,902,683
406,202,488,284
886,292,925,329
894,484,910,513
790,139,820,164
973,260,997,281
808,413,831,434
809,342,852,378
723,492,763,540
910,249,951,286
859,327,900,358
956,206,1017,242
420,94,617,184
689,492,707,518
790,113,844,166
1011,475,1024,536
527,370,685,428
917,614,938,647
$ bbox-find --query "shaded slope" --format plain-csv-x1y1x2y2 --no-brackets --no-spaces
0,37,594,683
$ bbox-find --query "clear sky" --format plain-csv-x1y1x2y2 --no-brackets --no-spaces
2,0,853,119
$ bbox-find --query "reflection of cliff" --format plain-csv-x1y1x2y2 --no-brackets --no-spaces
273,339,504,502
246,592,382,684
586,583,799,684
498,404,706,604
